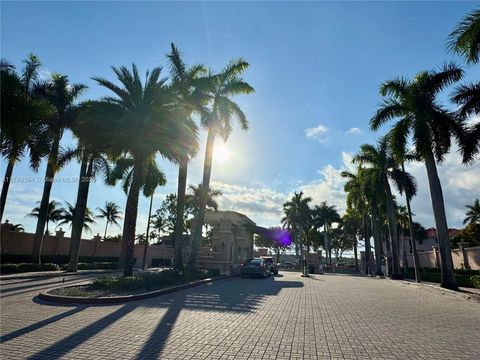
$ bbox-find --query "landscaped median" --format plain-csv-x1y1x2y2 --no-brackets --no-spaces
37,269,229,304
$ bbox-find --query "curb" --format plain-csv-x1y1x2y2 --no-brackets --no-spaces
37,275,237,305
0,269,122,281
388,278,479,302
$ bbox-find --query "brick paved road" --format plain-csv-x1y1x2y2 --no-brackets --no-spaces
1,272,479,359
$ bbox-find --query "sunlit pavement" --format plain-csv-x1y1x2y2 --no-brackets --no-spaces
1,271,479,360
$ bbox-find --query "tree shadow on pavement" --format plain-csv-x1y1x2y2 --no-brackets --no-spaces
136,277,303,359
9,277,302,360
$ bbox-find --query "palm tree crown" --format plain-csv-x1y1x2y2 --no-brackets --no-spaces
464,199,480,225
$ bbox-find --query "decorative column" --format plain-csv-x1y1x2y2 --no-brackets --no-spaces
92,233,102,257
55,229,65,255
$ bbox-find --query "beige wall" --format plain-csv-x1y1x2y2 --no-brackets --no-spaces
0,225,174,268
406,246,480,270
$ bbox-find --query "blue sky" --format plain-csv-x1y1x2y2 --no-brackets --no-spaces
1,1,479,237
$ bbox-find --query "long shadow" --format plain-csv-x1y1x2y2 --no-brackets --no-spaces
26,304,137,360
20,277,302,360
0,278,91,298
1,306,86,343
136,277,303,359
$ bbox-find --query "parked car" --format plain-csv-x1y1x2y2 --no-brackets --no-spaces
240,258,270,278
261,256,278,275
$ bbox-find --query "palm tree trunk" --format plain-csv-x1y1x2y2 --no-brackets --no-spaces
424,154,457,290
121,158,143,277
174,157,188,270
0,159,14,222
371,208,383,276
142,193,154,270
353,235,359,272
187,128,215,269
32,150,57,264
67,156,93,272
104,221,108,239
323,224,329,265
384,178,402,279
401,162,421,283
363,213,371,275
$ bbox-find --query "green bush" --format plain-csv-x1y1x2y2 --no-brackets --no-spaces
0,263,60,274
404,271,475,287
454,269,480,276
151,258,172,267
0,254,119,265
470,275,480,289
91,268,221,292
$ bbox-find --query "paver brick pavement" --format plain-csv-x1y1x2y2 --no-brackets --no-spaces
0,272,479,359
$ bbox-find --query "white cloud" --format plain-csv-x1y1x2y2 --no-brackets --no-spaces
346,127,361,135
305,124,329,143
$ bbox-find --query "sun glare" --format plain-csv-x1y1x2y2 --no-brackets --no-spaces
214,143,231,163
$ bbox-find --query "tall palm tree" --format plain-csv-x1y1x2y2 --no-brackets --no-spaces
81,64,192,277
282,191,312,271
188,59,254,269
448,8,480,64
186,184,222,212
352,139,416,279
464,199,480,225
447,9,480,163
371,64,465,289
167,43,205,269
31,73,87,263
313,201,340,265
66,148,110,272
342,210,361,272
27,200,64,235
0,55,52,222
95,202,123,239
56,201,96,232
387,131,422,282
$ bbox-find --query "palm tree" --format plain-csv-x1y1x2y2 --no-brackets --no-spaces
387,131,422,282
342,210,361,272
448,8,480,64
11,223,24,232
0,55,52,222
56,202,96,232
313,201,340,265
81,64,192,277
187,184,222,212
464,199,480,225
371,64,465,289
27,200,64,235
188,59,254,269
167,43,204,269
31,73,87,263
282,191,312,272
352,139,417,279
95,201,122,239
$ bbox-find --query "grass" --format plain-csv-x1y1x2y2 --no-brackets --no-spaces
49,269,221,298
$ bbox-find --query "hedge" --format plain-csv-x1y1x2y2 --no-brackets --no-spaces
0,263,60,274
91,268,220,292
404,271,475,288
151,258,172,267
59,262,120,271
1,254,119,265
471,275,480,289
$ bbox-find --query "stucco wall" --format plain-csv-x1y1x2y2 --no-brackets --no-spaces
0,225,174,268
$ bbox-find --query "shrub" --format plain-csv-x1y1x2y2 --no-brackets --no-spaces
471,275,480,289
151,258,172,267
0,254,119,265
0,263,60,274
91,268,220,293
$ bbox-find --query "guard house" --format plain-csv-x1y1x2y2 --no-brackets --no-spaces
195,211,257,275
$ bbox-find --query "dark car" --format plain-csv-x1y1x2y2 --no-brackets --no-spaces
240,258,269,278
261,256,278,275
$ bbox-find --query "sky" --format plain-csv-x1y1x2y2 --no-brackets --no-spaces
1,1,480,239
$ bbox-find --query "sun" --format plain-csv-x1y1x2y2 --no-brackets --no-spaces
214,143,231,163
